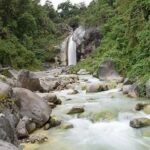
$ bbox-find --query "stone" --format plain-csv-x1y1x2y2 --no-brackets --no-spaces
49,117,61,128
123,78,133,85
143,105,150,114
12,88,51,127
67,106,84,114
68,90,79,95
0,140,19,150
77,69,90,75
97,59,123,83
146,80,150,98
130,118,150,128
44,123,51,130
122,85,132,94
60,123,74,129
128,84,139,98
135,103,147,111
28,134,48,144
86,83,108,93
0,115,18,146
122,84,139,98
17,70,43,92
44,93,62,105
0,81,12,97
16,116,29,139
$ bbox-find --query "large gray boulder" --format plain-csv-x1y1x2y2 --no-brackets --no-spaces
146,80,150,98
12,88,51,127
0,81,12,97
0,140,19,150
97,59,123,83
0,114,18,146
17,70,43,92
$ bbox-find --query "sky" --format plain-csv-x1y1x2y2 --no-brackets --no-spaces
40,0,92,9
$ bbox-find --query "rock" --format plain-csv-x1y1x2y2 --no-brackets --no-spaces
49,117,61,128
123,78,133,85
67,106,84,114
86,82,108,93
60,123,74,129
135,103,147,111
68,89,79,95
40,79,59,92
17,70,43,92
77,69,90,75
97,59,123,83
28,134,48,144
26,122,36,134
90,109,116,122
122,85,132,94
143,105,150,114
0,114,18,146
128,84,139,98
12,88,51,127
44,93,62,105
130,118,150,128
146,80,150,98
0,140,19,150
16,116,29,139
44,123,50,130
122,84,139,98
0,81,12,97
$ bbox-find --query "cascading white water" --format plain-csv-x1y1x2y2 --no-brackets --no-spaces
68,36,77,66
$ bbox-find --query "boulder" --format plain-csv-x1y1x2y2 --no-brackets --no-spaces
77,69,90,75
97,59,123,83
0,140,19,150
146,80,150,98
27,134,48,144
67,106,84,114
16,116,29,138
16,70,43,92
12,88,51,127
135,103,148,111
0,114,18,146
0,81,12,97
123,78,133,85
128,84,139,98
130,118,150,128
143,105,150,114
43,93,62,105
86,83,108,93
60,122,74,129
122,84,139,98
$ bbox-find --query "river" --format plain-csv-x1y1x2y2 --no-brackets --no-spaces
22,74,150,150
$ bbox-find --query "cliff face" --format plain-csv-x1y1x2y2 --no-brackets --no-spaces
58,26,101,66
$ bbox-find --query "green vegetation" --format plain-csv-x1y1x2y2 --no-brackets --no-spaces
0,0,62,69
70,0,150,96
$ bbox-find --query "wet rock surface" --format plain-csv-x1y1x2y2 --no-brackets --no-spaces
12,88,51,127
0,140,19,150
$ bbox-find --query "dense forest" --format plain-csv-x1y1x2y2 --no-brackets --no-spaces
0,0,150,96
0,0,84,69
70,0,150,96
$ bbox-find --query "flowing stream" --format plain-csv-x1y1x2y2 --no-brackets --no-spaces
68,36,77,66
23,75,150,150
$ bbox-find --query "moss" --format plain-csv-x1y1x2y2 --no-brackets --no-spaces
90,109,116,122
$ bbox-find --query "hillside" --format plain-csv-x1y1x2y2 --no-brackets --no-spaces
70,0,150,96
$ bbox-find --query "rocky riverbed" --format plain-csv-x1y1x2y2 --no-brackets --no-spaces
0,60,150,150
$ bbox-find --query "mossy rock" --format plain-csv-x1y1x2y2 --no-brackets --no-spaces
90,109,116,122
60,123,74,130
143,105,150,114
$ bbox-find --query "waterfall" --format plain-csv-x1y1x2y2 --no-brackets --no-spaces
68,36,77,66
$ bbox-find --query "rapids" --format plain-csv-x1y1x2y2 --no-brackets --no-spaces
22,74,150,150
